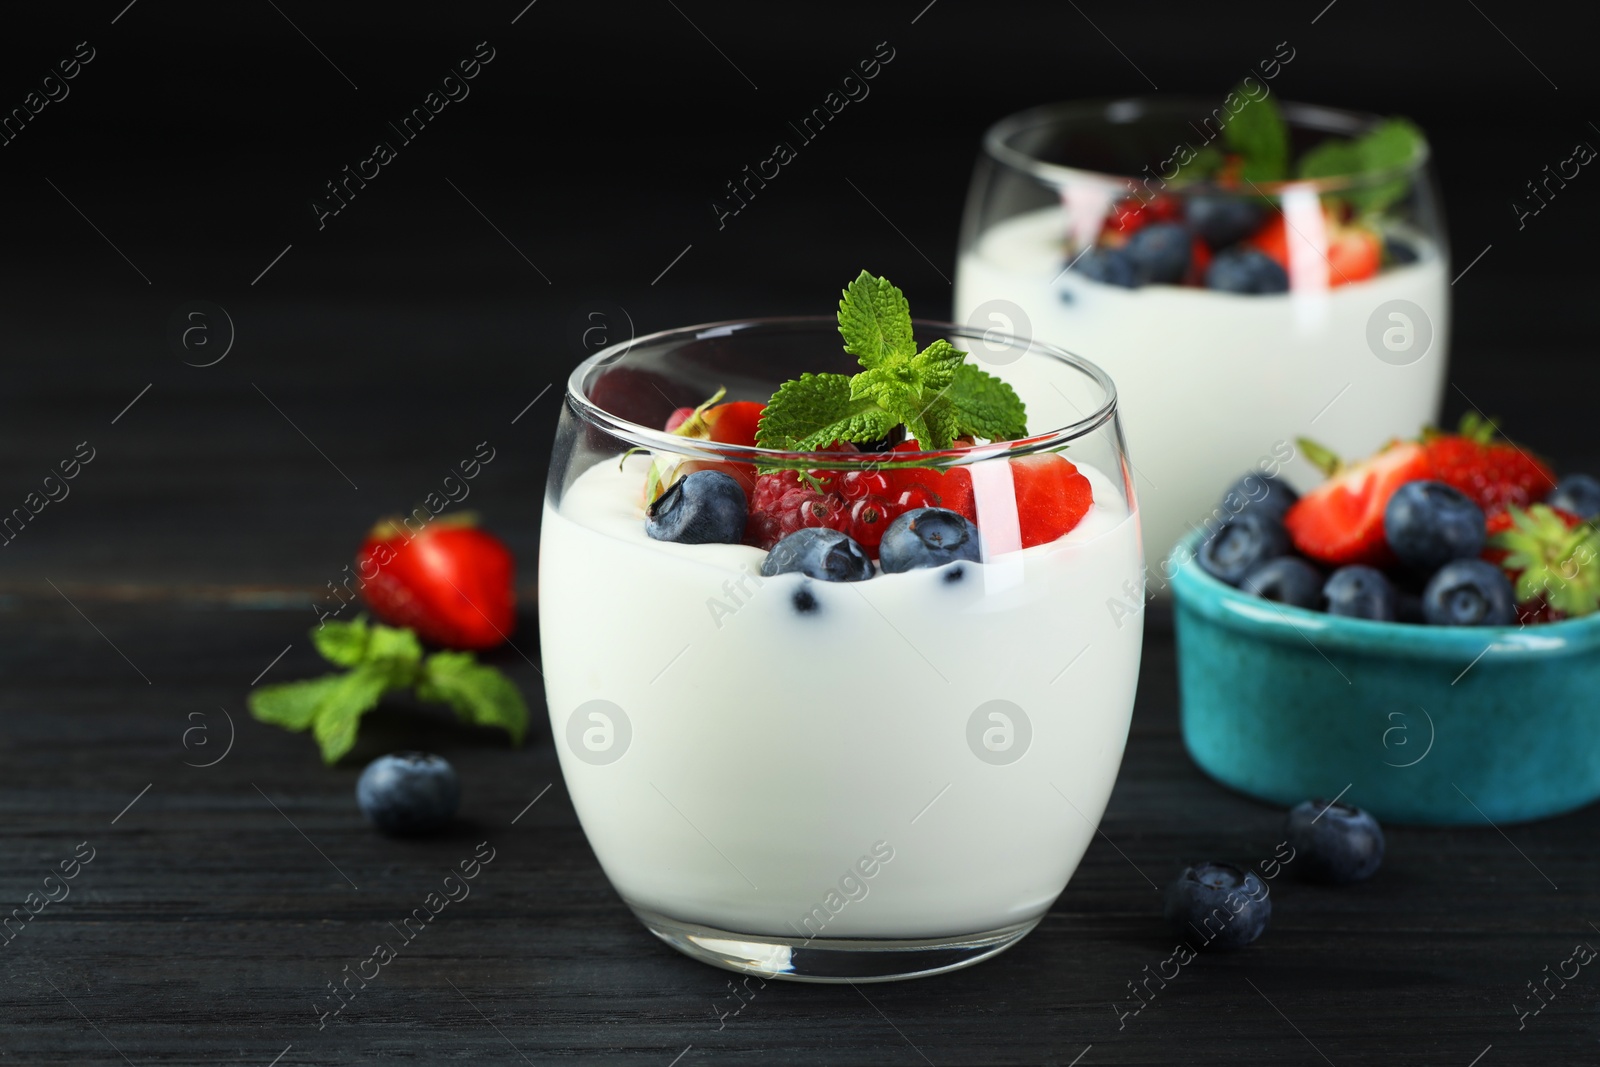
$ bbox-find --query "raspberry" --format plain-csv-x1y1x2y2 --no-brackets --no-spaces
744,469,850,549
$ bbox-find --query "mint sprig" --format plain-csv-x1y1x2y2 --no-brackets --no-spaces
1297,118,1424,216
755,271,1027,453
249,616,528,764
1222,86,1289,183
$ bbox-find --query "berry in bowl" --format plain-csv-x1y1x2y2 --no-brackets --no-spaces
1172,418,1600,825
539,273,1144,981
956,87,1448,572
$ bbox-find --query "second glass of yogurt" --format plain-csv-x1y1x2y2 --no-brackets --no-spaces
955,96,1450,573
540,314,1143,982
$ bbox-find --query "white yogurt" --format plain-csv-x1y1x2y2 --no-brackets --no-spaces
955,205,1450,566
539,454,1144,939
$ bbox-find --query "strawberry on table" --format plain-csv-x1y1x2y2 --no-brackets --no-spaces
1283,439,1431,567
1421,413,1556,511
357,515,515,651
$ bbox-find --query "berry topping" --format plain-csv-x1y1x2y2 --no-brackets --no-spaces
1009,453,1094,548
1240,556,1323,609
645,470,748,545
1219,470,1299,522
1075,246,1139,288
1322,565,1398,621
1420,413,1555,511
1123,222,1191,284
1384,236,1419,265
356,753,461,836
1382,480,1486,571
1286,799,1384,884
1284,439,1431,566
1197,511,1290,586
1186,194,1268,248
1204,248,1289,294
642,390,766,503
1547,473,1600,521
1421,559,1517,626
760,527,874,582
1326,225,1382,286
878,508,982,573
1162,862,1271,950
1484,504,1600,621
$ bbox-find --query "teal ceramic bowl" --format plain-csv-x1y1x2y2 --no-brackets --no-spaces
1171,540,1600,825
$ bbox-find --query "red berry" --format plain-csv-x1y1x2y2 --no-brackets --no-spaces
1010,454,1094,548
357,516,515,650
1421,416,1556,511
1284,441,1431,567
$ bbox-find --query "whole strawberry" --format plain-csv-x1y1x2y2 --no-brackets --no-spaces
1484,504,1600,624
357,515,515,650
1422,413,1555,511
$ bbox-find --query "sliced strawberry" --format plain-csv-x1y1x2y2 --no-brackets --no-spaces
1327,226,1381,287
1009,454,1094,549
1283,440,1431,567
1421,413,1556,511
1247,214,1290,271
1185,236,1213,286
1107,195,1180,238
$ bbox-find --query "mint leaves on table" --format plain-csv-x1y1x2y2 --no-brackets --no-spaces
754,271,1027,454
249,616,528,764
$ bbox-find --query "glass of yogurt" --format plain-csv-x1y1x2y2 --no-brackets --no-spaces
540,316,1143,982
955,96,1449,575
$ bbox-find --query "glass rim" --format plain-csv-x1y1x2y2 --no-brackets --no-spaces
981,96,1432,196
565,316,1119,468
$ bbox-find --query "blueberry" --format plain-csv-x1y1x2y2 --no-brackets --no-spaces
879,508,982,573
1162,862,1271,950
1074,246,1139,288
1323,565,1397,621
1196,511,1290,586
1124,222,1191,284
1422,559,1517,626
1286,799,1384,884
1384,236,1419,265
1219,471,1299,522
1240,556,1324,609
1548,473,1600,521
357,753,461,836
792,586,819,614
645,470,747,545
1205,248,1289,294
1383,480,1486,571
1185,194,1266,248
761,528,873,582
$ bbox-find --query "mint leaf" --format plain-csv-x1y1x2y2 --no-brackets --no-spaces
945,363,1028,441
249,674,346,732
837,271,915,369
1296,139,1364,182
312,617,369,667
417,651,529,746
364,623,423,671
1296,118,1423,216
755,373,896,451
908,339,965,392
1223,88,1289,182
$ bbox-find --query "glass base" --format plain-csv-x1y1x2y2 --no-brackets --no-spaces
630,904,1041,983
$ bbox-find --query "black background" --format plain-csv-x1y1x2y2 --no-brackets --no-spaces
3,2,1600,1064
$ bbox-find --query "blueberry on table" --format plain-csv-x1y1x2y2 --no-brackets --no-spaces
1163,862,1271,949
1323,565,1398,621
1286,799,1385,884
1124,223,1191,284
357,753,461,836
1219,471,1299,522
1075,247,1140,288
645,470,747,545
1205,248,1289,294
760,527,874,582
1197,511,1290,586
1240,556,1324,609
878,507,982,574
1383,480,1487,571
1185,194,1267,248
1422,559,1517,625
1548,473,1600,521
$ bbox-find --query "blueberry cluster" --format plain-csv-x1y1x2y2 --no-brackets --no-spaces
1196,471,1547,625
1163,798,1384,950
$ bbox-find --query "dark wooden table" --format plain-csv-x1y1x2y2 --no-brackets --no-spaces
2,276,1597,1065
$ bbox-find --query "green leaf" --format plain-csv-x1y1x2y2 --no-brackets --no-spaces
909,339,965,392
417,651,529,746
1297,118,1424,216
311,617,370,667
1223,87,1289,182
364,623,424,670
837,271,915,369
755,373,897,451
1296,139,1364,182
945,363,1028,441
249,674,346,732
1184,145,1226,179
